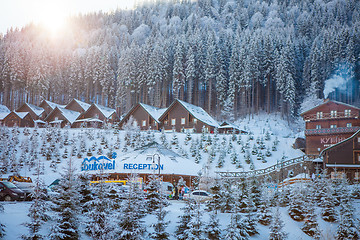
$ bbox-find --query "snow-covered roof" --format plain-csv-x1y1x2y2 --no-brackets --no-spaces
43,100,66,110
34,119,46,124
140,103,166,123
74,118,103,123
300,99,360,116
93,104,116,119
73,99,91,111
26,103,44,116
0,104,10,113
219,122,246,131
14,112,30,119
175,99,220,127
57,107,81,124
50,120,64,124
0,112,10,120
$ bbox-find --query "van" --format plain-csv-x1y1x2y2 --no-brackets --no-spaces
0,181,26,201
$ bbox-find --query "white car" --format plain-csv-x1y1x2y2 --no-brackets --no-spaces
185,190,212,202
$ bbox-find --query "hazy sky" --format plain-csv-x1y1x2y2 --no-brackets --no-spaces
0,0,134,34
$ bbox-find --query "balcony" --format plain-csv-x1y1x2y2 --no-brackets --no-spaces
303,112,358,121
305,126,360,135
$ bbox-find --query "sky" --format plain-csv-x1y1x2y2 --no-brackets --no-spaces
0,0,135,34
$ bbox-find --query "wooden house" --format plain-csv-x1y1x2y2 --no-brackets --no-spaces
158,99,220,133
119,103,166,130
3,112,34,127
72,103,118,128
218,122,247,134
39,100,65,116
44,107,80,128
65,99,91,113
320,130,360,181
16,103,45,120
0,104,11,125
300,100,360,155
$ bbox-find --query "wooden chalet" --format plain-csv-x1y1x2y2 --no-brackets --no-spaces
44,107,80,128
16,103,45,120
39,100,66,116
320,130,360,181
218,122,247,134
3,112,34,127
72,103,118,128
300,100,360,155
0,104,11,125
158,99,220,133
65,99,91,113
119,103,166,130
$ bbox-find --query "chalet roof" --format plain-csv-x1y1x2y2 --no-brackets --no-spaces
71,99,91,111
25,103,44,116
300,99,360,116
163,99,220,128
320,129,360,156
42,100,66,109
0,104,10,113
0,104,11,120
54,107,81,124
14,112,30,119
219,121,243,130
139,103,166,123
93,104,116,118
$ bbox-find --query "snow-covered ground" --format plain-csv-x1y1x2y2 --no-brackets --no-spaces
1,199,359,240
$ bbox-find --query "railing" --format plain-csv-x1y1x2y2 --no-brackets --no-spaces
305,126,360,135
303,112,358,121
216,155,315,179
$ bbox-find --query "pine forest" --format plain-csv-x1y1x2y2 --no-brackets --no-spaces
0,0,360,120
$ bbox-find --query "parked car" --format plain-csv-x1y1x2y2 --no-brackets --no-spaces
0,181,26,201
184,190,212,202
14,182,35,200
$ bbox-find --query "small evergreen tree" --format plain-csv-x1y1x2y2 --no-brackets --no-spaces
269,207,287,240
149,203,170,240
175,199,196,240
335,199,359,240
205,211,222,240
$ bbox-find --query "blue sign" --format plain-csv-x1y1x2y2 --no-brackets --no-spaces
81,153,117,171
123,163,164,171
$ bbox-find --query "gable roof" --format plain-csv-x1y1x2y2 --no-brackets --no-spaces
24,103,44,116
66,99,91,112
13,111,30,119
41,100,66,110
0,104,10,113
160,99,220,127
300,99,360,116
45,107,81,124
320,129,360,156
93,104,116,119
139,103,167,123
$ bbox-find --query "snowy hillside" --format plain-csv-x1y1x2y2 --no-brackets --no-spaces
0,114,304,185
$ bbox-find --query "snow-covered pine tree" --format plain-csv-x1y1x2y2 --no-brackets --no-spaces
220,178,235,213
183,201,205,240
335,198,359,240
175,199,196,240
146,174,169,214
288,185,306,221
257,187,272,226
49,158,80,240
78,174,94,213
116,174,146,240
301,193,321,239
0,202,4,238
22,158,49,240
205,211,222,240
269,207,287,240
206,180,222,213
321,184,337,222
149,202,170,240
84,178,114,240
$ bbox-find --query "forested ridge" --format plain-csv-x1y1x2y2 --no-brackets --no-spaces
0,0,359,120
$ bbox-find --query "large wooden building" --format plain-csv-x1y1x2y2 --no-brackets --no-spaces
16,103,46,120
65,99,91,113
119,103,166,130
73,103,118,128
44,107,80,128
301,100,360,155
158,99,220,133
3,112,34,127
39,100,66,116
320,130,360,181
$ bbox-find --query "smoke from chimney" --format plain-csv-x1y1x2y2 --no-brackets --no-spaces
323,62,354,99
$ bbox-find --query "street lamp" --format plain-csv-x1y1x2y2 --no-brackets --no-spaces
152,153,161,175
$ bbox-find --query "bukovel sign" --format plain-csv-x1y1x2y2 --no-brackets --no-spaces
81,152,117,171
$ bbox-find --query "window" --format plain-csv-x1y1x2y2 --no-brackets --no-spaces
181,118,185,125
347,123,352,127
358,137,360,143
330,124,337,128
330,110,337,118
171,118,176,125
316,112,323,119
193,118,197,124
55,117,58,121
345,109,351,117
142,120,146,127
316,125,321,129
164,120,168,126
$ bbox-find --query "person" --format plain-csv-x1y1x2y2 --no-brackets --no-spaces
174,186,179,200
